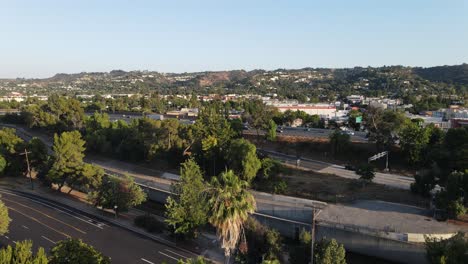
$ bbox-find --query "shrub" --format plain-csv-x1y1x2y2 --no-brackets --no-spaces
272,179,288,194
355,164,375,183
425,232,468,264
314,238,346,264
178,256,210,264
134,214,163,233
289,229,311,264
260,158,283,180
236,218,283,264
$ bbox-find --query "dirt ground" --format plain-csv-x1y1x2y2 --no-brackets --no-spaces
281,168,429,208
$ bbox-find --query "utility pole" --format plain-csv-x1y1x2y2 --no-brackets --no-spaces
310,208,322,264
19,149,33,190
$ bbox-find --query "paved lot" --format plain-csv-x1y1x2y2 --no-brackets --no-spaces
0,188,197,264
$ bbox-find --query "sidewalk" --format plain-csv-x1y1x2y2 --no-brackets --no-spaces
5,178,224,263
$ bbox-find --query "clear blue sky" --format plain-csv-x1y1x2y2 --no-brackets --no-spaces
1,0,467,78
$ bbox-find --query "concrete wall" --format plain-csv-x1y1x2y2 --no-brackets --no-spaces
317,224,427,264
138,184,171,204
141,184,430,264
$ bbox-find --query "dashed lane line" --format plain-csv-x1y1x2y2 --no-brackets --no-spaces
41,235,56,244
2,197,87,234
0,190,105,230
141,258,155,264
6,206,70,239
164,248,190,259
158,251,179,261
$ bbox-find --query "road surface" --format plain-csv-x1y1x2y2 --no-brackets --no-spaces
243,126,368,143
0,188,197,264
261,149,414,190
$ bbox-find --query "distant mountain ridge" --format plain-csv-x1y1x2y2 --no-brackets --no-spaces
37,64,468,85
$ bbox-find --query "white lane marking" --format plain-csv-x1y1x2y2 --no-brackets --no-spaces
158,251,179,261
164,249,189,259
41,235,56,244
141,258,155,264
21,225,29,230
0,190,105,229
4,236,9,239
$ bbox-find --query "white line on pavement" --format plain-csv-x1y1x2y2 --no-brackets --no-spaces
41,235,56,244
164,248,189,259
158,251,179,261
0,190,105,229
4,236,9,239
21,225,29,230
140,258,155,264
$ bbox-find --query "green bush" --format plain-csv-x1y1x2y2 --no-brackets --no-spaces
447,199,466,219
236,218,282,264
272,180,288,194
289,229,311,264
314,238,346,264
435,191,467,219
425,232,468,264
356,164,375,183
134,214,163,233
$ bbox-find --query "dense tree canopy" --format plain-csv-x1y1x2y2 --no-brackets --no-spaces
47,131,86,191
49,238,110,264
166,159,207,238
89,174,146,213
425,232,468,264
0,200,10,235
225,138,261,183
0,240,48,264
365,108,406,149
23,94,85,131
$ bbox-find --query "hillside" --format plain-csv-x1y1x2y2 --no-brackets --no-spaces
0,64,467,99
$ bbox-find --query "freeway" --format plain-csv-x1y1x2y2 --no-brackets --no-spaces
0,188,197,264
261,149,414,190
243,126,369,143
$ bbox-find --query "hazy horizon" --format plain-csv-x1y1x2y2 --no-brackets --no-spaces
1,62,467,80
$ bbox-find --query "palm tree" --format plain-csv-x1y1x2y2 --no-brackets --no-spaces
207,170,256,264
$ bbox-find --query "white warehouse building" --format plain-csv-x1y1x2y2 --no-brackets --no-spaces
271,103,337,119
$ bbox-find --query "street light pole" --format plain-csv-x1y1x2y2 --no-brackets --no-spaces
20,149,33,190
310,208,322,264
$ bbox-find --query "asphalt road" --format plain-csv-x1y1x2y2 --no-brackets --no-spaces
262,149,414,190
243,127,368,142
0,188,197,264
